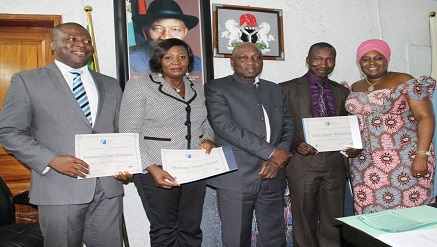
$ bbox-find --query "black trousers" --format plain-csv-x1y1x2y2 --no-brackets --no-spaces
134,173,206,247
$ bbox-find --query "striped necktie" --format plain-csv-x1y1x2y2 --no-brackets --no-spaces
315,81,330,117
70,70,92,125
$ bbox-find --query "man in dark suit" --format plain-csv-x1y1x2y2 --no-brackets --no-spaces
205,42,294,247
281,42,359,247
0,22,129,247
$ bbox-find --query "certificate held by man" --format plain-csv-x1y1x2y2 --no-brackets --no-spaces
161,146,238,184
75,133,143,178
302,115,362,152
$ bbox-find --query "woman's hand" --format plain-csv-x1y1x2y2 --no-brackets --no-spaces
146,165,180,189
412,154,429,178
200,139,216,155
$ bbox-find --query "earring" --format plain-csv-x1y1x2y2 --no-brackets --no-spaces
185,71,189,77
158,70,162,77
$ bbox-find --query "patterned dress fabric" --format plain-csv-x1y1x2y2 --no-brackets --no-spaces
345,76,436,214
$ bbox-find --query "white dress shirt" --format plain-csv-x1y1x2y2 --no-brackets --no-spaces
55,60,98,126
254,77,271,143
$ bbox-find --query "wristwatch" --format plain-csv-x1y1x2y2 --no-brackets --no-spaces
416,150,430,156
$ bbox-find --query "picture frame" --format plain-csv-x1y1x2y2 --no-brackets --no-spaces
212,4,284,60
113,0,213,89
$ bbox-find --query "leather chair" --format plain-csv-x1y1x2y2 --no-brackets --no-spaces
0,176,43,247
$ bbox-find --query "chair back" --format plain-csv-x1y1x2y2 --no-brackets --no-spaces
0,176,15,226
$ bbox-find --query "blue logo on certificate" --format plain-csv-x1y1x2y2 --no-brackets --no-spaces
325,121,331,126
185,154,192,159
100,139,107,145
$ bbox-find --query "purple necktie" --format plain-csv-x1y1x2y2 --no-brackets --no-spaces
316,81,330,117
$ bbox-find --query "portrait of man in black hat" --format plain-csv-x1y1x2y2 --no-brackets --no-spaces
129,0,202,74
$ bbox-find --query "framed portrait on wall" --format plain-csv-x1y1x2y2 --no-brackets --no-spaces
212,4,284,60
114,0,213,88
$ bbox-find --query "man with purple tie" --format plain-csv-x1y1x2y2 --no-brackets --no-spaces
280,42,360,247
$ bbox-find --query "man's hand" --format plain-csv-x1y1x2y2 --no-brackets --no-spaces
259,160,281,180
48,155,90,178
269,148,291,169
295,140,318,156
146,165,180,189
342,147,362,158
113,171,134,181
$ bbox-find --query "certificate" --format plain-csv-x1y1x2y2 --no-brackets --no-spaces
302,115,362,152
161,146,238,184
75,133,142,178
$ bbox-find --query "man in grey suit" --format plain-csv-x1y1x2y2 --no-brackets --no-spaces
0,23,127,247
281,42,360,247
205,42,294,247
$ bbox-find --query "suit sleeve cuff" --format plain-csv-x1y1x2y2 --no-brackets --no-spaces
268,149,275,159
42,166,50,175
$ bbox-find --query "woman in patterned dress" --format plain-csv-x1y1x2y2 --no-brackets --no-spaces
345,39,435,214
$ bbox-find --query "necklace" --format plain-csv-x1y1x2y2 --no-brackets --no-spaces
170,81,184,93
366,72,389,92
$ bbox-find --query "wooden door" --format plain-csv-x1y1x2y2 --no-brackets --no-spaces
0,14,61,223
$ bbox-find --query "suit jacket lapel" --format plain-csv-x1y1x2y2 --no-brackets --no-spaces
45,63,91,125
184,79,196,103
150,74,194,102
296,76,313,115
329,81,344,116
91,70,105,126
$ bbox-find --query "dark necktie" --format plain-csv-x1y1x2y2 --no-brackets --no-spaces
70,70,92,125
315,81,330,117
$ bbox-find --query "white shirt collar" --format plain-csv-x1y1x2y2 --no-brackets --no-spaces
54,60,88,76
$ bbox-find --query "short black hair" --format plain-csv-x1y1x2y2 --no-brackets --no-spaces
231,42,262,58
51,22,87,40
308,42,336,57
149,38,194,73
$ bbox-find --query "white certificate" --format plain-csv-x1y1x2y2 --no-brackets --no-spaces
161,146,238,184
75,133,142,178
378,228,437,247
302,115,362,152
